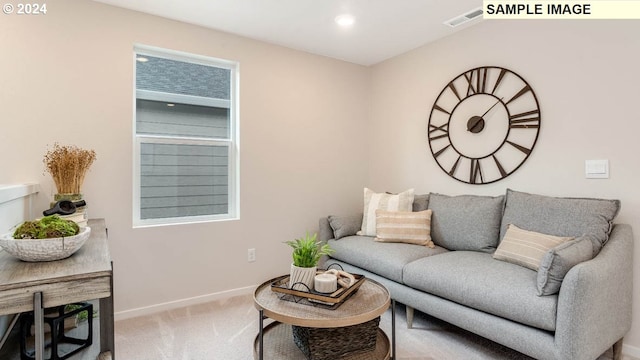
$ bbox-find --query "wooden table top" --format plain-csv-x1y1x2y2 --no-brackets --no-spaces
254,276,390,328
0,219,111,290
0,219,112,315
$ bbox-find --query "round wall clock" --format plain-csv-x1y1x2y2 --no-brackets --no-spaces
427,66,541,184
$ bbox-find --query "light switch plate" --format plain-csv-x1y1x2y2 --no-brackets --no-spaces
585,159,609,179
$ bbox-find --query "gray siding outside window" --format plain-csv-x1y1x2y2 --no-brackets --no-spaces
136,100,229,139
135,49,235,223
140,143,229,219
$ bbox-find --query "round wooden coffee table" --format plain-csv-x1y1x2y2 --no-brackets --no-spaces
253,275,395,360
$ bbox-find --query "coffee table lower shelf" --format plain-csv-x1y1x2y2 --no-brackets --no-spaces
254,321,390,360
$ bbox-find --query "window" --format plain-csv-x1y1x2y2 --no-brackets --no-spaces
133,45,238,227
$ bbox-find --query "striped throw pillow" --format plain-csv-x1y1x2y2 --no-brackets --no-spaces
374,210,435,248
358,188,414,236
493,224,574,270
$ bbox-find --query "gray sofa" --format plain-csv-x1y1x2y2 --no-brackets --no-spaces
319,189,633,360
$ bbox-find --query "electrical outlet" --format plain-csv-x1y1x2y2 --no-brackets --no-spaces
248,248,256,262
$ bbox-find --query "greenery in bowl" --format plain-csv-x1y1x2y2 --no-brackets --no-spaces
285,232,334,268
13,215,79,239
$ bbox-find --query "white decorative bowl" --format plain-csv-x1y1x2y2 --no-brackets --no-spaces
0,227,91,262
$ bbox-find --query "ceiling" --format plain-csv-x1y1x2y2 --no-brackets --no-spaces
93,0,483,66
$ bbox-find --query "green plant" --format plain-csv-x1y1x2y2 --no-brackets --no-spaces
285,232,334,268
64,304,97,322
13,215,79,239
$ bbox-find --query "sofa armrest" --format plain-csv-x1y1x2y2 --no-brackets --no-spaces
319,217,334,242
555,224,633,360
318,217,335,268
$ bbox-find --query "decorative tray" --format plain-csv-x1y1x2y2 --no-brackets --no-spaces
271,272,365,309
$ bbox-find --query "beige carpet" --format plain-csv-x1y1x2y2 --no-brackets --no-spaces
1,293,634,360
114,293,631,360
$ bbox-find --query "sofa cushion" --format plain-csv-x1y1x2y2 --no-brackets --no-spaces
537,235,595,296
327,236,448,283
358,188,415,236
328,214,363,240
412,194,429,211
428,193,504,253
375,210,435,247
493,224,574,271
500,189,620,255
403,251,558,331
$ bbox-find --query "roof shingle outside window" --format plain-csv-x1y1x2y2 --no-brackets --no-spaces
136,55,230,100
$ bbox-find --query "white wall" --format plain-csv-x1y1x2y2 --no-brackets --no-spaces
0,0,369,316
368,20,640,352
3,1,640,355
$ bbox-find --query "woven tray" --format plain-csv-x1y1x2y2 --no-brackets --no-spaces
271,272,365,309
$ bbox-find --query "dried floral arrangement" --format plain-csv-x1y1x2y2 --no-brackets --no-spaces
43,143,97,194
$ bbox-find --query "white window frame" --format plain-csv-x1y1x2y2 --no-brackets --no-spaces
133,44,239,228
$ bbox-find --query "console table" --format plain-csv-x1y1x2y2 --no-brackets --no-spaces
0,219,114,360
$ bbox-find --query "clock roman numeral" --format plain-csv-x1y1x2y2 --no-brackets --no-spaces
505,85,532,105
492,155,507,178
433,144,451,158
465,67,489,95
491,68,507,95
433,103,451,115
470,159,483,184
509,109,540,129
428,123,449,141
449,155,461,176
506,140,532,155
448,82,461,101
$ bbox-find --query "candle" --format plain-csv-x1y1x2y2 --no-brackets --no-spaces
314,273,338,293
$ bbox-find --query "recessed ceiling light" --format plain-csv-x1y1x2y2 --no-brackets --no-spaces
136,56,149,62
166,103,175,107
335,14,355,27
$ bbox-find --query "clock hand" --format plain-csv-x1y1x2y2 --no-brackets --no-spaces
480,97,504,118
467,97,504,133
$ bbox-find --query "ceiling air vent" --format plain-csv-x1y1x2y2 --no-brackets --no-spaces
444,7,483,28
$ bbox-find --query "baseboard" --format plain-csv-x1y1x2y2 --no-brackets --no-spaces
114,285,256,321
623,343,640,358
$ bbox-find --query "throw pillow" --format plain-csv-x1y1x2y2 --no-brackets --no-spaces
374,209,435,248
500,189,620,256
328,214,363,240
537,235,595,296
358,188,415,236
428,193,504,252
493,224,574,271
412,194,430,212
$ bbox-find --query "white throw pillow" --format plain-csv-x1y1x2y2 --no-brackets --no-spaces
357,188,414,236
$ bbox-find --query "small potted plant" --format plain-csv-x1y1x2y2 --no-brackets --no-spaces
285,232,334,292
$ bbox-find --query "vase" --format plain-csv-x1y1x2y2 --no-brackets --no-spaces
289,264,316,292
53,193,83,202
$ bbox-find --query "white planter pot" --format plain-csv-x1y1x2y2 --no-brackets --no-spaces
289,264,316,292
